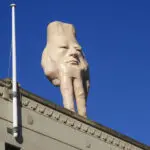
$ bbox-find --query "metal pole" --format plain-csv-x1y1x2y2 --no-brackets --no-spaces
10,3,18,138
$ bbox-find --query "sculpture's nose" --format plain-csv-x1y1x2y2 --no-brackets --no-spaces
69,48,78,58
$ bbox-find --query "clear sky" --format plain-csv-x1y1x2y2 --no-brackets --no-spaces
0,0,150,146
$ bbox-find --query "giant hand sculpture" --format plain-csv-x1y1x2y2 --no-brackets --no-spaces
41,21,90,117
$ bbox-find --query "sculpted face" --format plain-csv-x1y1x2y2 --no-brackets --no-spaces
48,34,82,66
41,21,90,118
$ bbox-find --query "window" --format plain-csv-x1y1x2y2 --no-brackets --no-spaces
5,143,20,150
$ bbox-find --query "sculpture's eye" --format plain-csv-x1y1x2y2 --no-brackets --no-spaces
75,48,81,53
60,46,68,49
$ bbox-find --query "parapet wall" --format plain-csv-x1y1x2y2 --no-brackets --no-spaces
0,79,149,150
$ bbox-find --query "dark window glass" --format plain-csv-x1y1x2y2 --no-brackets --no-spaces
5,143,20,150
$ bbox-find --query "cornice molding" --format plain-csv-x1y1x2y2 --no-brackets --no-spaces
0,78,149,150
21,95,145,150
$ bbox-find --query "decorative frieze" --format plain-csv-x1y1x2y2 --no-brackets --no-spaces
22,97,30,106
44,108,53,117
66,118,74,126
28,101,38,110
81,124,89,132
0,92,144,150
107,135,114,144
20,95,145,150
94,130,102,138
0,87,10,101
101,132,108,141
126,143,132,150
52,111,60,120
59,114,67,123
0,80,148,150
119,141,126,149
37,104,46,114
87,127,95,135
0,87,3,96
114,138,120,147
2,87,10,100
74,121,82,129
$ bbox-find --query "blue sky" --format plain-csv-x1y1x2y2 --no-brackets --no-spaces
0,0,150,145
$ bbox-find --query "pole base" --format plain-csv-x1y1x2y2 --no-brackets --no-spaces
7,127,18,137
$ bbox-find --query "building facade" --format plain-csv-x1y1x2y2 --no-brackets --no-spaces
0,78,149,150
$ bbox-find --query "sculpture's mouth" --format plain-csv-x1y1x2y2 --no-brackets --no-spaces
66,59,79,65
69,60,78,65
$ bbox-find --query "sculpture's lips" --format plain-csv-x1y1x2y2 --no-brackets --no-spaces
66,60,78,65
66,56,79,65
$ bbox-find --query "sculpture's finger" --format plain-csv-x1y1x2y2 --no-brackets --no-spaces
82,67,90,99
60,75,75,112
83,79,90,99
41,50,59,85
52,79,60,86
79,52,88,71
73,78,87,118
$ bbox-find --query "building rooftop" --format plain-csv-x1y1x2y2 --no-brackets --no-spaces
0,78,149,150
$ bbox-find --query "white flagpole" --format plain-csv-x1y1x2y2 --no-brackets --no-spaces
10,3,18,138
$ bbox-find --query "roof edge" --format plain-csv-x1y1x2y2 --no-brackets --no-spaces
0,78,149,150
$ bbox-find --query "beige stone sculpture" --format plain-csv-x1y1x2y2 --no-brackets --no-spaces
41,21,90,117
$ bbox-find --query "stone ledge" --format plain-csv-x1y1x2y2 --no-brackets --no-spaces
0,78,149,150
19,88,150,150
